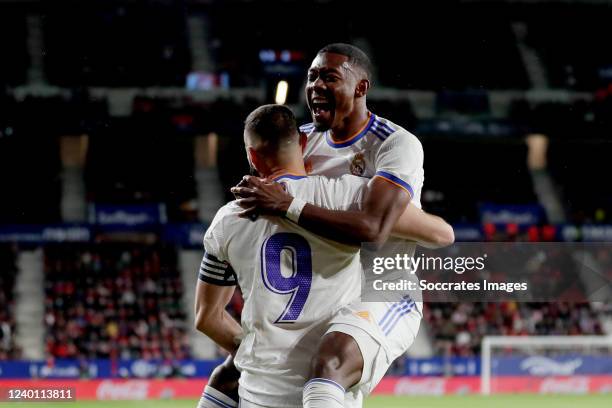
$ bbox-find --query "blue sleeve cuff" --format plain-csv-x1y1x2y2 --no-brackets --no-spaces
374,171,414,197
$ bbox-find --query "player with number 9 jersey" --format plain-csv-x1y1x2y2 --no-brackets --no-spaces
201,174,368,408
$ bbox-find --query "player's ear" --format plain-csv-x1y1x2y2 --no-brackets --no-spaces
299,132,307,153
247,147,262,173
355,78,370,98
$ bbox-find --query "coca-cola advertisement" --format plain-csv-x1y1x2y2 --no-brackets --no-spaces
2,376,612,400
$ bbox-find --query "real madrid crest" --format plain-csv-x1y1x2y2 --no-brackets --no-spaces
350,152,366,176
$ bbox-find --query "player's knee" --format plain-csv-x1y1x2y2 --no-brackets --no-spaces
208,355,240,400
310,352,342,380
310,332,363,389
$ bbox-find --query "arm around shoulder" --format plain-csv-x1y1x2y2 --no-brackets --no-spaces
392,204,455,249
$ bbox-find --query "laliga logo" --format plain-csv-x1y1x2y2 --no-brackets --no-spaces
38,364,79,378
520,356,583,376
131,360,157,378
97,381,149,400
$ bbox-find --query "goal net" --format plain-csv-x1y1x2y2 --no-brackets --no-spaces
481,335,612,395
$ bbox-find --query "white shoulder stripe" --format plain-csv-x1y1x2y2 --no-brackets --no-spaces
203,256,227,268
201,270,236,281
201,264,226,275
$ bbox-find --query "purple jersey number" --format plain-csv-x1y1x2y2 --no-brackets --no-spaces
261,233,312,323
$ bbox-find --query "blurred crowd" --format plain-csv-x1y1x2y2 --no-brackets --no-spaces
44,245,190,360
426,302,604,357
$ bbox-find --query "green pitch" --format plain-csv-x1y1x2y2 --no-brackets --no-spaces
2,395,611,408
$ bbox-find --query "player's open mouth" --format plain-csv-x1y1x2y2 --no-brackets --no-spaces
311,99,334,121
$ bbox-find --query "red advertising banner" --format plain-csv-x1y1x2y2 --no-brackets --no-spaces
0,379,206,400
375,376,612,395
1,376,611,400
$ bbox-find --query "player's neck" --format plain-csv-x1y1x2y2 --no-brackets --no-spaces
266,163,308,181
330,109,371,142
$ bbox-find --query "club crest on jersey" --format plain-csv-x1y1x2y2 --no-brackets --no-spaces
350,152,366,176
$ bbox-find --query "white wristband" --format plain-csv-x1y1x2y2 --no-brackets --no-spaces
285,198,307,223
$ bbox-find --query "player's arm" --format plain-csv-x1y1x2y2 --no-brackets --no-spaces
234,132,423,246
196,210,243,355
299,177,410,245
234,176,410,246
392,204,454,248
194,279,242,355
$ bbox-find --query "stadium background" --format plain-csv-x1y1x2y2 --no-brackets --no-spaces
0,0,611,406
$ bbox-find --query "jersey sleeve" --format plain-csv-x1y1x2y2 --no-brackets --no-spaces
373,130,424,199
200,209,238,286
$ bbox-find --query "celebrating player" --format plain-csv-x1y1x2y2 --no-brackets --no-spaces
195,104,452,407
232,44,450,407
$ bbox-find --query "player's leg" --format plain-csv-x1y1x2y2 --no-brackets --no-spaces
197,355,240,408
304,299,420,407
302,331,363,408
310,331,364,388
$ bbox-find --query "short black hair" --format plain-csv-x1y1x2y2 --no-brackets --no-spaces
318,43,373,80
244,104,299,147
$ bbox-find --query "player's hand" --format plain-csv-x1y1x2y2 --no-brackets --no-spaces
231,177,250,200
231,175,294,219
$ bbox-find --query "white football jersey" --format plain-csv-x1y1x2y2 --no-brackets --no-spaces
201,174,368,408
301,113,424,209
301,113,425,314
